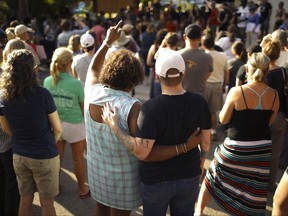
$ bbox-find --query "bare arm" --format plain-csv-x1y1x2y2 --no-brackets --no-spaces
146,45,156,67
79,102,84,116
85,20,123,88
272,170,288,216
199,129,211,172
144,128,201,162
219,87,236,124
48,111,62,142
0,116,12,136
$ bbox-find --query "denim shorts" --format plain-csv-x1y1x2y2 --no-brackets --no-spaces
141,176,200,216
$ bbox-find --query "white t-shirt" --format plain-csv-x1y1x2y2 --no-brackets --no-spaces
72,53,93,85
237,6,250,28
276,50,288,67
206,50,229,84
215,37,241,61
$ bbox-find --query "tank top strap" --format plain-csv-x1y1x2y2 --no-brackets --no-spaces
245,85,269,98
240,86,248,109
260,86,270,97
245,86,270,110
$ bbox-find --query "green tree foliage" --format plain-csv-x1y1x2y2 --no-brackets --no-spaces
0,1,13,20
3,0,75,20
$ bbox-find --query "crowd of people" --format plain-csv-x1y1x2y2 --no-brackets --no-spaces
0,0,288,215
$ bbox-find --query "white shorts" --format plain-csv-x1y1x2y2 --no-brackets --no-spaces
59,122,86,143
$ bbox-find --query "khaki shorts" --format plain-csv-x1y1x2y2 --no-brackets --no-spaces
59,122,86,143
205,82,223,113
13,154,60,199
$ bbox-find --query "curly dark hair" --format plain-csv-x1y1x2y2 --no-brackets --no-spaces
99,49,144,90
0,49,38,102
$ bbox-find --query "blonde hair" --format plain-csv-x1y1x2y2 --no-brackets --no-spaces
2,38,25,63
262,41,281,62
50,47,73,85
247,52,270,82
67,34,81,53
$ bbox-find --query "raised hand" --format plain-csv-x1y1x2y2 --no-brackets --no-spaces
105,20,123,45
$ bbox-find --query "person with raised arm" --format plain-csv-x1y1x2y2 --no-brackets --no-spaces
85,20,207,216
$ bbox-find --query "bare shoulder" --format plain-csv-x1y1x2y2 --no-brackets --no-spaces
227,86,242,100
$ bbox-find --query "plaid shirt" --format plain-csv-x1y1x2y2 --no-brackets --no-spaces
0,127,11,153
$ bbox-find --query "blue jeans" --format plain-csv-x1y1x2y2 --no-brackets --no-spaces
0,148,20,216
141,176,200,216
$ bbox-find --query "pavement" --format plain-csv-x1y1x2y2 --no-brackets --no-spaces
31,81,284,216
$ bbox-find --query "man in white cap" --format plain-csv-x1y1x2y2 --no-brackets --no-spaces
72,32,95,85
103,49,211,216
15,24,40,68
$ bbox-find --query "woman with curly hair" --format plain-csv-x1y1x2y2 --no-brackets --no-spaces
0,49,62,216
43,47,89,199
84,20,144,216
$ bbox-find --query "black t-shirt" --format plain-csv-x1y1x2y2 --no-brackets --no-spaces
229,58,245,90
260,2,272,23
136,91,211,184
265,67,286,113
236,64,247,84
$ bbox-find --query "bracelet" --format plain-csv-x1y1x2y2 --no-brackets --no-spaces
180,143,186,154
181,143,187,153
102,40,111,48
183,143,188,153
175,145,179,156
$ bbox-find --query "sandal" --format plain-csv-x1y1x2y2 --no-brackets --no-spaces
79,190,90,199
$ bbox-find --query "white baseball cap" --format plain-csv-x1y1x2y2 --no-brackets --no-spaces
80,33,95,48
15,24,34,36
155,49,185,78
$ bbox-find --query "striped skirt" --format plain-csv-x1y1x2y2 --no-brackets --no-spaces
205,138,271,216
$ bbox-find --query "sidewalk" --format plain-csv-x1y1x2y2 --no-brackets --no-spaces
31,83,283,216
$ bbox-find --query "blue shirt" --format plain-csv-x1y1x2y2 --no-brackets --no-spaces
0,87,58,159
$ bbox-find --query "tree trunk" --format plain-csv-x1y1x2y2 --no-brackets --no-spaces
18,0,29,21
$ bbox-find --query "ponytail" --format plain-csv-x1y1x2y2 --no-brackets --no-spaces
252,68,264,82
50,60,60,85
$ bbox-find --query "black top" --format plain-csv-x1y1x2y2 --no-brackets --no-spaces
228,109,272,141
228,86,275,141
136,91,211,184
260,2,272,23
236,64,247,84
265,67,286,113
229,58,245,90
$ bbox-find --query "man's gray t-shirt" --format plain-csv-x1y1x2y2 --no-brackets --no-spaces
178,48,213,96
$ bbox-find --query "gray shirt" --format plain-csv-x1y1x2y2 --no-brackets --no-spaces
178,48,213,96
57,26,89,47
72,53,93,85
